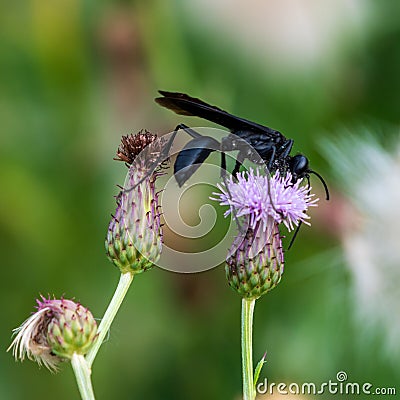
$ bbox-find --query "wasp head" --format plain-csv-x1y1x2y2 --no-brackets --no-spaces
288,154,329,200
288,154,309,181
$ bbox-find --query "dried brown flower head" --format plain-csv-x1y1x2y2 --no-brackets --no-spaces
115,130,158,164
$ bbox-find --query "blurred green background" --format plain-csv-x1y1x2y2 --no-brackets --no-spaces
1,1,399,399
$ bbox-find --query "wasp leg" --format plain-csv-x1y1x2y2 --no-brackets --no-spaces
267,146,277,170
174,123,202,139
287,221,302,250
221,151,227,176
232,160,241,177
281,139,294,158
232,152,245,177
219,151,245,232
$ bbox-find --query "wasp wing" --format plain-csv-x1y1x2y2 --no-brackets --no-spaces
174,135,220,187
156,91,282,138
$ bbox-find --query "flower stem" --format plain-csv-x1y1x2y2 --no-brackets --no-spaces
241,298,256,400
71,353,95,400
86,272,134,367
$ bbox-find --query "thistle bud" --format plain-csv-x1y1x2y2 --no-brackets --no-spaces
106,131,166,274
226,223,284,300
8,297,97,372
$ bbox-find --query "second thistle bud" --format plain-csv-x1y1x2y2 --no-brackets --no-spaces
46,299,98,359
226,223,284,300
106,131,165,275
106,173,162,274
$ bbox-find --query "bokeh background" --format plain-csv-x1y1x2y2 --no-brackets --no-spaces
1,1,399,399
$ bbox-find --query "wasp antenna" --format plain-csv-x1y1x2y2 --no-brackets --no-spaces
308,170,330,201
287,221,303,250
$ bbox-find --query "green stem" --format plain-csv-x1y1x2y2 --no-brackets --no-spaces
71,353,95,400
241,298,256,400
86,272,134,367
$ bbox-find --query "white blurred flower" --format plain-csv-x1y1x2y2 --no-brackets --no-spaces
182,0,368,69
323,133,400,354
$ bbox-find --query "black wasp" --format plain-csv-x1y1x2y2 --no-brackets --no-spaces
155,90,329,200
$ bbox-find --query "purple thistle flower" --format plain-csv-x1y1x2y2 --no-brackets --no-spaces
7,297,97,372
212,169,318,235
